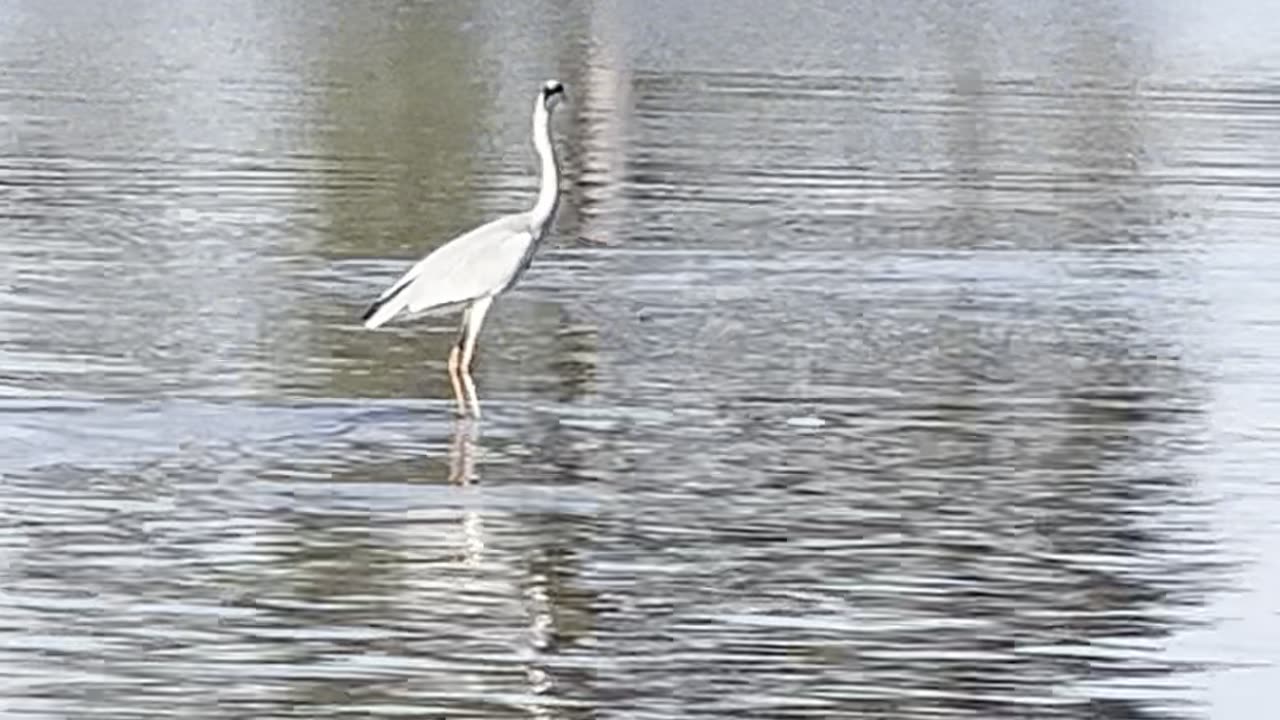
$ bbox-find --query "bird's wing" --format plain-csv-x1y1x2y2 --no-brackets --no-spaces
362,213,534,329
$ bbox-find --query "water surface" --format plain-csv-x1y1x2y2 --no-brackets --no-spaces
2,1,1279,718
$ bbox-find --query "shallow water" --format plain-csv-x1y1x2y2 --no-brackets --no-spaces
3,0,1280,718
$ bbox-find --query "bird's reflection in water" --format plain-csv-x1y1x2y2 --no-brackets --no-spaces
447,418,485,568
445,418,561,718
522,579,558,720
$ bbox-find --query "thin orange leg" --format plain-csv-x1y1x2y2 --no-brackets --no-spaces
447,343,466,415
458,297,493,418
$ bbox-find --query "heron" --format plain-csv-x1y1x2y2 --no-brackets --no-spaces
361,80,566,417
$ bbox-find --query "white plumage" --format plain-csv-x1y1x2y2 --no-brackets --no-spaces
361,80,566,417
362,214,535,330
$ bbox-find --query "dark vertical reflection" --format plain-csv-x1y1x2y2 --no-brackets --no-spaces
575,1,1220,718
313,4,483,260
271,2,490,402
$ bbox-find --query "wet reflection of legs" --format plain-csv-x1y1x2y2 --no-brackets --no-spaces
449,418,484,567
522,580,556,717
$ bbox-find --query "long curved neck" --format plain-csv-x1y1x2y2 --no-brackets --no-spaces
529,100,560,231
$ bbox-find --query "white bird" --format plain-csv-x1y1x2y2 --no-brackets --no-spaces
362,80,566,417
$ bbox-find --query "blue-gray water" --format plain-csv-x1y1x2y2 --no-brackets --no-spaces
2,1,1279,718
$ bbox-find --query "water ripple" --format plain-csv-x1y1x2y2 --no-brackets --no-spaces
2,0,1276,718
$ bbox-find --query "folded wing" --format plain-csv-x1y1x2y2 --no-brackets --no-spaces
362,213,534,329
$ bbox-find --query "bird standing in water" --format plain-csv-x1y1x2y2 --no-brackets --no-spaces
362,80,566,417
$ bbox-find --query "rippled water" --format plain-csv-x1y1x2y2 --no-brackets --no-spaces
3,0,1280,718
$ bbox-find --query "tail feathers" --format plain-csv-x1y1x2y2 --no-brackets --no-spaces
361,278,413,329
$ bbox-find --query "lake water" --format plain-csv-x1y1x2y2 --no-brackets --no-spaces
2,1,1279,718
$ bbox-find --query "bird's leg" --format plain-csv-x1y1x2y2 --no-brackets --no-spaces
447,308,471,416
459,297,494,418
447,343,467,415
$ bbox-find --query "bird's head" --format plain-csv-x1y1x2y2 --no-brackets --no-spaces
540,79,566,110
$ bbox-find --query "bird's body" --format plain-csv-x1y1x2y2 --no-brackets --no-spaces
362,80,566,417
361,212,538,328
